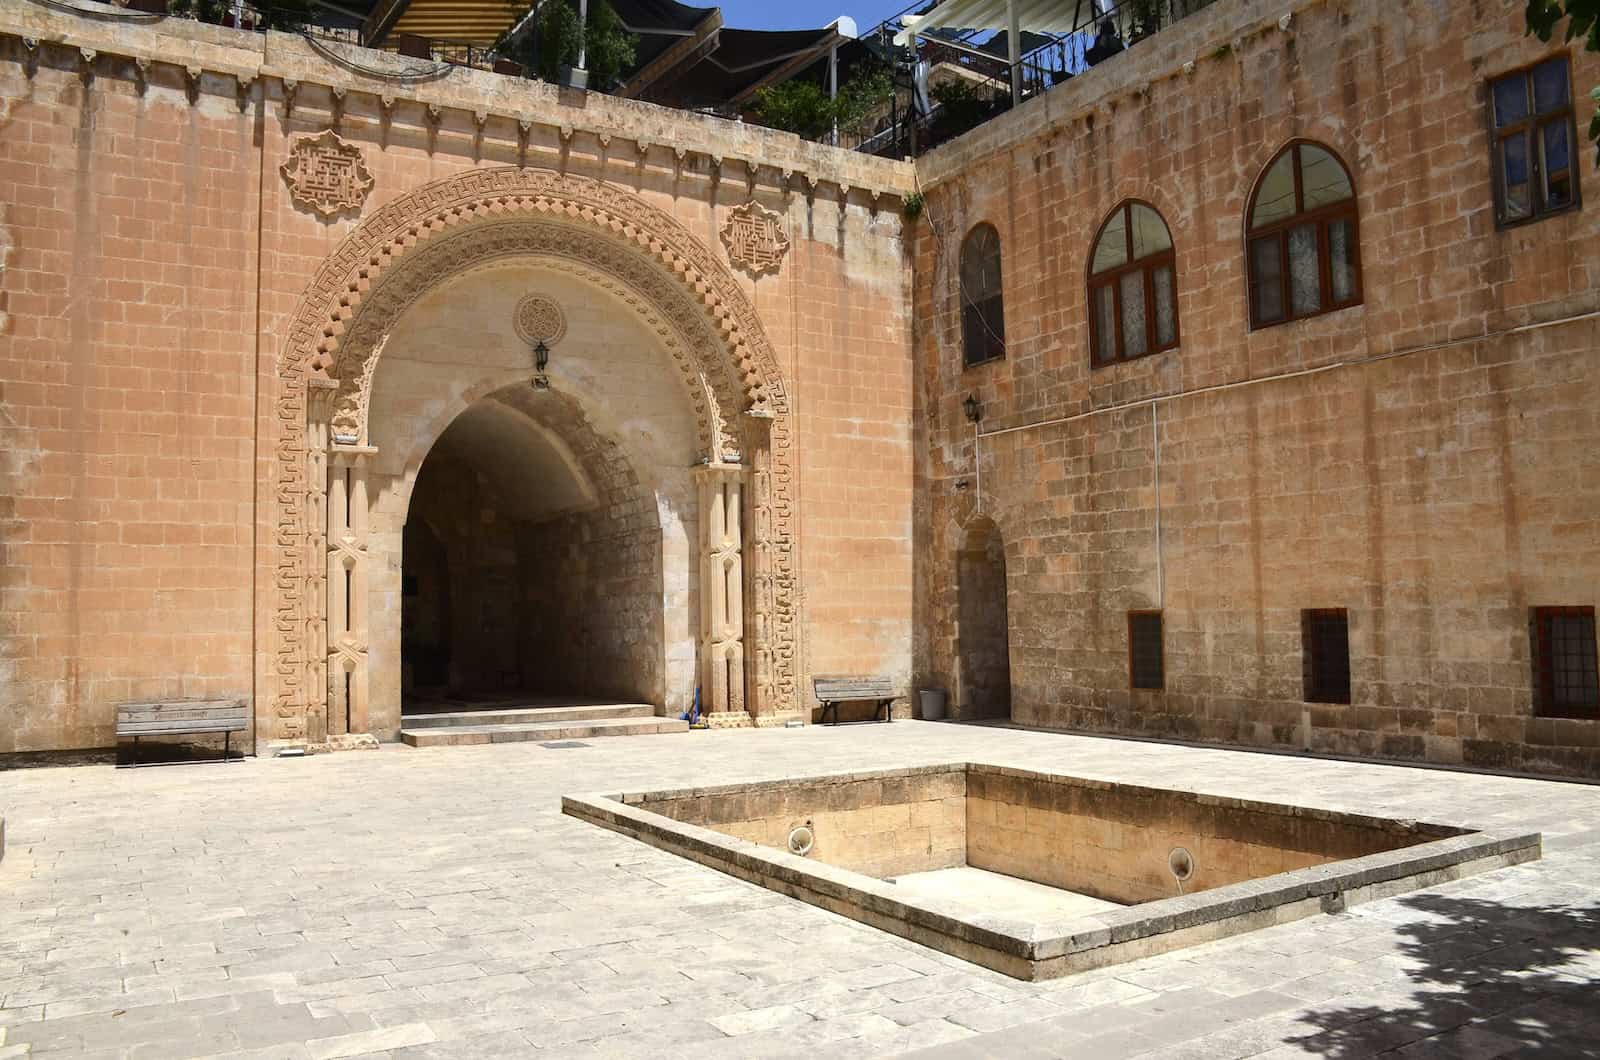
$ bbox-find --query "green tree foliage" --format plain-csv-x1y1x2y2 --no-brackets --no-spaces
930,78,989,138
497,0,637,89
754,63,895,143
832,63,895,142
754,80,837,140
1526,0,1600,165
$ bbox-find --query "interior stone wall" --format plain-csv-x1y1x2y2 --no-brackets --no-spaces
511,429,665,707
638,767,968,879
963,767,1450,905
403,453,521,695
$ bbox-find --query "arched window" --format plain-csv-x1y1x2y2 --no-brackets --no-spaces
960,223,1006,366
1245,141,1362,328
1088,201,1178,366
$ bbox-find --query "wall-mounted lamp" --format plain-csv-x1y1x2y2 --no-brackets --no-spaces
963,394,982,424
532,340,550,390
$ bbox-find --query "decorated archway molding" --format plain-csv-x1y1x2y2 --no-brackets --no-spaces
272,167,796,745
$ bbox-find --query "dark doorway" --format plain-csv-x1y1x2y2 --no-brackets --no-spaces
957,516,1012,719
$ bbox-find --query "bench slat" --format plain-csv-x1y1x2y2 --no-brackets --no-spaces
115,699,250,737
118,719,249,735
813,677,896,700
117,707,249,720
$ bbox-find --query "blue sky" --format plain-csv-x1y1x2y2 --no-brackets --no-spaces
719,0,907,33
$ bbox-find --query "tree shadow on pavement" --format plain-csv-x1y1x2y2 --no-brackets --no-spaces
1289,894,1600,1057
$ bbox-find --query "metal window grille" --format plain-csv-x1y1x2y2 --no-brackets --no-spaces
960,224,1006,366
1301,609,1350,705
1128,611,1164,691
1532,607,1599,718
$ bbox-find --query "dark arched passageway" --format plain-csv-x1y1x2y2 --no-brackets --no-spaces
400,385,664,711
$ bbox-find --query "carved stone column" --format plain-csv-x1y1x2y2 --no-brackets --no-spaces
697,463,750,727
327,444,377,739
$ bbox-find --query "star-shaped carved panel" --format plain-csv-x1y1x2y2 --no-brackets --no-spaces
281,130,375,219
720,200,790,277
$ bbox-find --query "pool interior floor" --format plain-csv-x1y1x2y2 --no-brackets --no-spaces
884,865,1125,921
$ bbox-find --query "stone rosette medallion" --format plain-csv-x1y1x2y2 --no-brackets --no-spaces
281,130,375,219
512,294,567,347
720,200,790,277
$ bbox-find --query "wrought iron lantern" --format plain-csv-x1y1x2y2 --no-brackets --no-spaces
963,394,982,424
532,339,550,389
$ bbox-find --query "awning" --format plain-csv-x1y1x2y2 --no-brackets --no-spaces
894,0,1099,46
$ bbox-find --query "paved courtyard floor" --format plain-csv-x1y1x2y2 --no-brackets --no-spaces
2,722,1598,1059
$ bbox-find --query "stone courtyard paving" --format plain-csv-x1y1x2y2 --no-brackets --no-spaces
1,722,1598,1059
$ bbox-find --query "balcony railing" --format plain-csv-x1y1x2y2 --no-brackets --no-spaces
855,0,1222,158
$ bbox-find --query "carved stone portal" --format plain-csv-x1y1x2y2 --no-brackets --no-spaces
275,168,798,745
281,130,375,218
720,200,790,277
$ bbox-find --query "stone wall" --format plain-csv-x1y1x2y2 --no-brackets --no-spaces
912,0,1600,776
637,766,969,879
964,766,1450,905
0,3,915,752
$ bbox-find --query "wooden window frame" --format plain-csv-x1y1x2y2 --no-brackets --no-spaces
1127,609,1165,691
1489,54,1582,230
1530,606,1600,719
1246,141,1363,331
1088,201,1180,368
960,222,1007,368
1301,608,1351,705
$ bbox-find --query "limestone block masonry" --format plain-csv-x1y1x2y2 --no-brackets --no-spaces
0,0,916,753
3,0,1598,780
912,0,1600,776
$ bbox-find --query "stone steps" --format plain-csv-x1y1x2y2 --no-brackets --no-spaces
400,702,658,729
400,715,687,747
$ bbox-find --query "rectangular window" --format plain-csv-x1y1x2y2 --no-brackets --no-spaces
1119,271,1148,358
962,295,1005,366
1328,218,1358,304
1490,57,1580,227
1531,607,1599,718
1152,265,1177,348
1302,609,1351,704
1129,611,1164,691
1287,222,1321,315
1092,284,1117,364
1249,235,1284,324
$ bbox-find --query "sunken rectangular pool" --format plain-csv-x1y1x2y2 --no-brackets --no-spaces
563,763,1539,980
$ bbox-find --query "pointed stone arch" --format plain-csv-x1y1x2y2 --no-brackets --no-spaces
270,167,796,745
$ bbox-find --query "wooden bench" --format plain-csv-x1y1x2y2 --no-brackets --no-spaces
115,699,249,766
814,676,897,726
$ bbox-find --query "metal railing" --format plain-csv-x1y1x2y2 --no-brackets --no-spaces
855,0,1221,157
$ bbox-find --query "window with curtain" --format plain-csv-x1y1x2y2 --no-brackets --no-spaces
960,223,1006,367
1490,56,1580,227
1088,201,1178,366
1245,142,1362,329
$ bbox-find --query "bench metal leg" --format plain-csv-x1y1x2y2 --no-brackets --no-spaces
223,731,230,764
880,698,892,723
